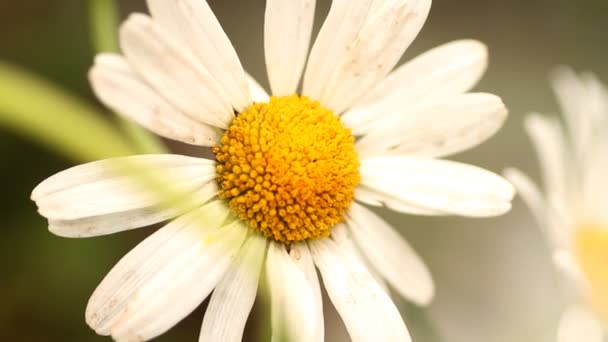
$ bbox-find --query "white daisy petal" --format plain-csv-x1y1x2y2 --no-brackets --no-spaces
110,224,247,341
199,234,267,342
503,168,569,249
553,249,589,296
309,238,411,342
289,243,324,342
582,72,608,133
146,0,251,112
307,0,432,113
264,0,316,96
557,305,603,342
583,137,608,224
89,53,219,146
551,67,594,157
360,156,515,217
120,14,232,128
347,203,434,305
247,73,271,103
355,93,507,158
86,202,246,340
331,223,389,292
343,40,489,134
46,183,217,238
524,114,569,215
302,0,374,103
32,155,217,237
355,186,444,215
503,168,546,227
267,242,318,342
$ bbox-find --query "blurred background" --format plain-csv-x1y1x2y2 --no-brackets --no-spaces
1,0,607,341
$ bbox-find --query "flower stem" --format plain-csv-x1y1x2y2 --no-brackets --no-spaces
88,0,167,154
0,62,137,161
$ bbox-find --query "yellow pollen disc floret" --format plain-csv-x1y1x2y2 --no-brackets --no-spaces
212,95,360,243
575,225,608,321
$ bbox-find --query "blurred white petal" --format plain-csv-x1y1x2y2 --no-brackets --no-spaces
557,305,603,342
504,167,572,249
551,67,601,160
524,113,569,219
553,249,590,297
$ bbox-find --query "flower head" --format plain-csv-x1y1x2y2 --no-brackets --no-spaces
505,67,608,342
32,0,513,340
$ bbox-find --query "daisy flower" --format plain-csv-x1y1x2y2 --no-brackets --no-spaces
505,68,608,342
32,0,514,341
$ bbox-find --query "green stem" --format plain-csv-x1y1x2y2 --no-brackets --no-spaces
88,0,167,154
0,62,137,161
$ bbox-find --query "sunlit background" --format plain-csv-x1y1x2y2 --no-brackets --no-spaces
1,0,607,341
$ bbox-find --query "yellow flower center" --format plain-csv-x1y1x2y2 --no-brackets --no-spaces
575,225,608,321
213,95,360,243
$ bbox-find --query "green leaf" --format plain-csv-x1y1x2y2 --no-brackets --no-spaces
0,61,137,161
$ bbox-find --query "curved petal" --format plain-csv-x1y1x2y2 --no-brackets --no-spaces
524,113,569,216
551,67,603,161
199,234,267,342
557,305,603,342
304,0,432,114
359,156,515,217
553,249,589,297
120,14,232,128
309,238,411,342
31,155,217,237
346,203,434,305
264,0,316,96
503,168,546,226
355,93,507,158
86,203,247,340
302,0,373,104
343,40,489,134
90,53,220,146
146,0,251,112
503,168,568,249
267,242,319,342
